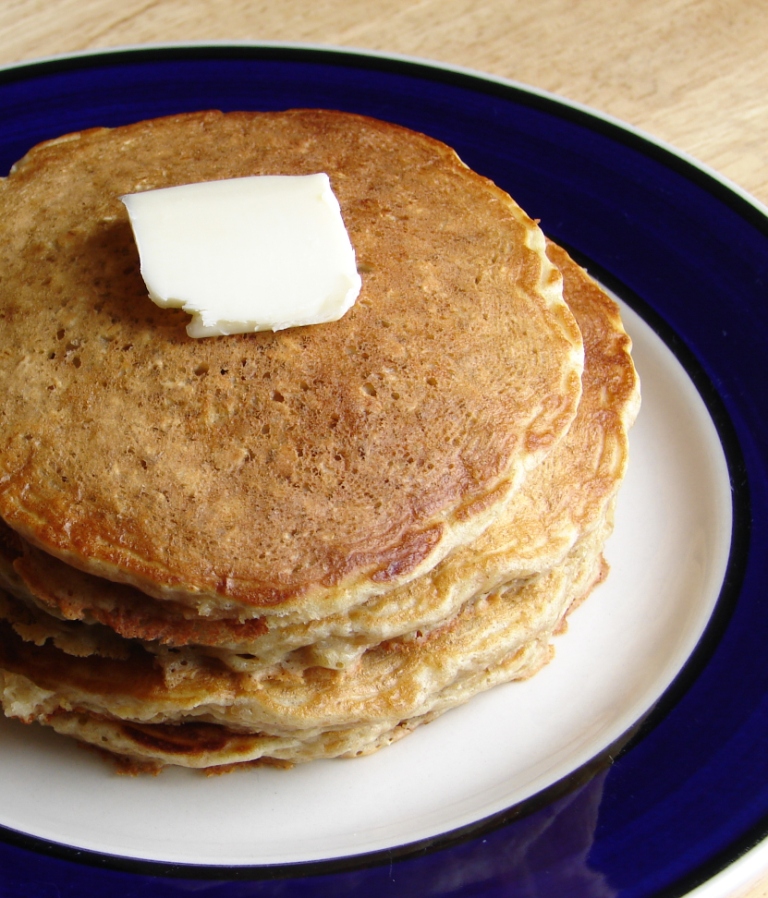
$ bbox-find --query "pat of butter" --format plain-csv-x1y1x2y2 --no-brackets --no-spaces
120,174,362,337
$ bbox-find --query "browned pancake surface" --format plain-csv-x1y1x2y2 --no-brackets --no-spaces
0,244,638,669
0,232,640,770
0,109,582,612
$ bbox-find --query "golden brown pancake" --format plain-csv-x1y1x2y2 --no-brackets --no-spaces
0,244,638,674
0,109,583,617
0,237,638,770
0,514,609,769
0,110,640,772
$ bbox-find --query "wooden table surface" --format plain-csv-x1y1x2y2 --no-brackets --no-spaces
0,2,766,896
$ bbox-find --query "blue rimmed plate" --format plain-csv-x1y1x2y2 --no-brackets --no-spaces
0,44,765,898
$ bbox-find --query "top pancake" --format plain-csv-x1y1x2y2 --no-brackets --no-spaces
0,109,583,614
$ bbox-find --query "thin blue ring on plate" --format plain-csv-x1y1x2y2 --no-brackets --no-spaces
0,44,765,898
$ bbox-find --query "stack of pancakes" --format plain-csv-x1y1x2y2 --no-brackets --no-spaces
0,110,639,772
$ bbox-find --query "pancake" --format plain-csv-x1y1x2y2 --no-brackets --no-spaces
0,109,583,618
0,514,609,770
0,244,638,674
0,237,638,770
0,109,639,772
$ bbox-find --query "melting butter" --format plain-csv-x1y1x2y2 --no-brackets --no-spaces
121,174,362,338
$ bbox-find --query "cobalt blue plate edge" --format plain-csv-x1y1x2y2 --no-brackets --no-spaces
0,44,766,898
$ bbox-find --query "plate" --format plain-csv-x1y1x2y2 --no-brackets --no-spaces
0,44,765,898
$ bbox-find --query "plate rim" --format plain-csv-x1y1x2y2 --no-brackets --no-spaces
3,39,767,224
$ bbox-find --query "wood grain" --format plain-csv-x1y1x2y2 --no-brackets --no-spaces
0,2,767,895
